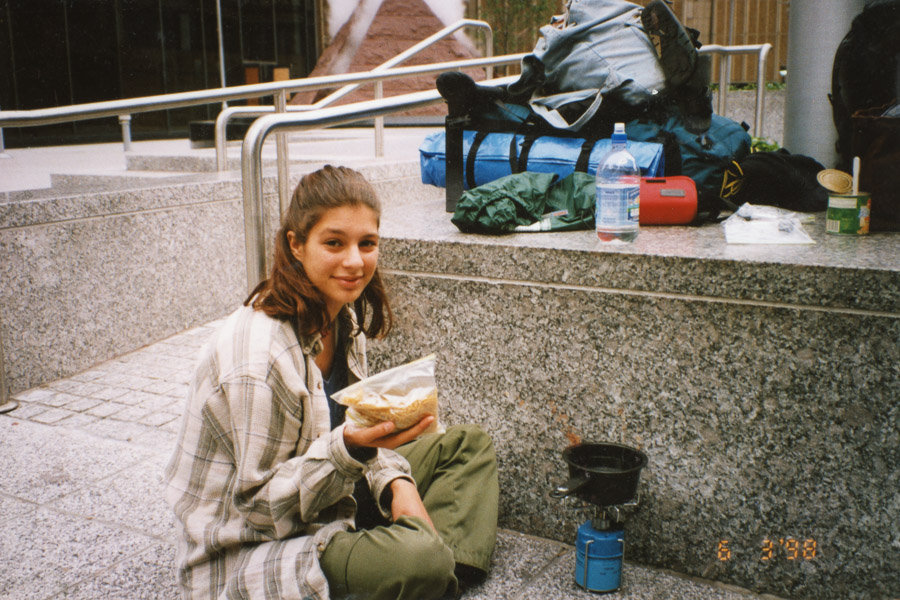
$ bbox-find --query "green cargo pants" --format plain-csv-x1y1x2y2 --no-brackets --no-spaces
320,424,499,600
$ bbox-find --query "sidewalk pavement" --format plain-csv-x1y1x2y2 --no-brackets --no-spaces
0,320,775,600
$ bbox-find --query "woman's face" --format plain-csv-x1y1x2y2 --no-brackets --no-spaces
289,205,380,319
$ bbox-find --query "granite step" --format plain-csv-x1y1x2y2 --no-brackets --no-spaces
0,130,436,197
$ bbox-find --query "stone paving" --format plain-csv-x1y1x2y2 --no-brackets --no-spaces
0,319,779,600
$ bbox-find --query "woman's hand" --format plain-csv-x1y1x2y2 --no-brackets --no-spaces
343,415,434,451
389,478,435,531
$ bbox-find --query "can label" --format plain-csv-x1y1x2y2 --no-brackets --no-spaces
826,193,870,235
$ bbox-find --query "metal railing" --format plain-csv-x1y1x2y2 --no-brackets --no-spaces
0,61,525,406
0,54,522,147
239,77,518,293
1,53,526,209
699,43,773,137
0,105,9,159
0,53,525,217
0,42,771,164
214,19,495,171
0,18,495,160
218,54,526,212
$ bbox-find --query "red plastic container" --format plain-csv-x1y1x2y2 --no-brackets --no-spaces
639,176,698,225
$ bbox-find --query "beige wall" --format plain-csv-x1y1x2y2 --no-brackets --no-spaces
465,0,791,84
671,0,790,84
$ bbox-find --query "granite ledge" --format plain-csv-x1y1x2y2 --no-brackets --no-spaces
380,198,900,314
0,163,423,229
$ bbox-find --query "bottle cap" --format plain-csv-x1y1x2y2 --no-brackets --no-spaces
612,122,626,143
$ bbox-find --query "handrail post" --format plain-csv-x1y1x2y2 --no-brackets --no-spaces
699,44,770,138
0,314,19,414
241,118,269,293
374,81,384,157
275,90,290,216
717,54,730,117
215,107,235,172
215,0,227,111
483,27,494,80
754,44,772,139
216,106,277,172
119,115,133,152
0,105,9,159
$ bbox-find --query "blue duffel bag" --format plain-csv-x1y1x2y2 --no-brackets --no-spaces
419,130,665,190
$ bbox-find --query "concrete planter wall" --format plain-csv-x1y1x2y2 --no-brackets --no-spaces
366,194,899,600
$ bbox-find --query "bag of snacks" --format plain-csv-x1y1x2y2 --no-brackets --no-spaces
332,354,444,435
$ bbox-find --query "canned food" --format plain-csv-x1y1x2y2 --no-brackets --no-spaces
826,193,870,235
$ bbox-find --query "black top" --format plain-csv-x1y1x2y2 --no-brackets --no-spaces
322,334,348,430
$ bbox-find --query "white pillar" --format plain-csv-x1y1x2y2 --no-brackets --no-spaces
783,0,866,167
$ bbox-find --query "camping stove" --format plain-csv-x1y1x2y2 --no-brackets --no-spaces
571,498,640,593
549,442,647,594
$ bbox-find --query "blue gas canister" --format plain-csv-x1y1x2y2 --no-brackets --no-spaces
575,521,625,593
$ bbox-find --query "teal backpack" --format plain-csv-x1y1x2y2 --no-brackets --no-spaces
625,113,752,222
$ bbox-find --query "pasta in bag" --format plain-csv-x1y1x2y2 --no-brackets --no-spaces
332,354,444,435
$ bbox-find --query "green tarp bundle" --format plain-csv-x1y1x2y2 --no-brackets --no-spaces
450,171,596,234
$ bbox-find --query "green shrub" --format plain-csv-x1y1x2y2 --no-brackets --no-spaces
751,137,780,152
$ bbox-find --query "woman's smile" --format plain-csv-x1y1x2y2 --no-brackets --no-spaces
335,274,364,289
288,205,380,318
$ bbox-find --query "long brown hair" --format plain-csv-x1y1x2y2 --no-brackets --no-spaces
245,165,392,338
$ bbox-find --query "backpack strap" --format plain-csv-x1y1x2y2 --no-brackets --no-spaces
508,135,519,174
465,131,489,188
575,138,596,173
516,135,538,172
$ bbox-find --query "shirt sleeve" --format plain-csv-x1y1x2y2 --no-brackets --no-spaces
367,447,416,519
219,374,365,539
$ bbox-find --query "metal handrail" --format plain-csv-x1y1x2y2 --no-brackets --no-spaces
240,76,518,293
215,19,496,171
0,105,9,158
698,43,773,137
0,55,523,137
0,45,771,156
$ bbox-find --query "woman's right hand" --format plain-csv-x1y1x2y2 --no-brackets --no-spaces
343,415,435,451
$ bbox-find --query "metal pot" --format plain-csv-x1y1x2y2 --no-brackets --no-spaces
550,442,647,506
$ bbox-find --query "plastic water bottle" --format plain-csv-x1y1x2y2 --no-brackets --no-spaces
595,123,640,242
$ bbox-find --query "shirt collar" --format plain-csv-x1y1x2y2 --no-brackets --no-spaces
297,305,358,357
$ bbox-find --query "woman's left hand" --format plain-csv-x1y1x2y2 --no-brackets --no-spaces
389,478,435,531
343,415,435,451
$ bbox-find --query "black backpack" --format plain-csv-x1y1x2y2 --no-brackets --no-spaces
830,0,900,173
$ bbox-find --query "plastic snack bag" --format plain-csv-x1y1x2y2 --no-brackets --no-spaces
723,203,816,244
332,354,444,435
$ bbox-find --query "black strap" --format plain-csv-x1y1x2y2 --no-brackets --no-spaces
575,138,595,173
465,131,489,188
508,135,519,174
517,135,537,173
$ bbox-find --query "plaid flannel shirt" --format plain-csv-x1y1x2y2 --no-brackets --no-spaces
164,304,413,600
